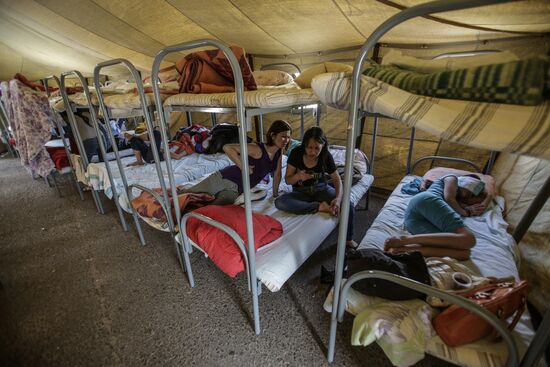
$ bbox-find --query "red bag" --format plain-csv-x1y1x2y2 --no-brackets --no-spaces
432,280,530,347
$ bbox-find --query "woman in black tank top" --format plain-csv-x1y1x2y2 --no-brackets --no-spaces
275,126,357,249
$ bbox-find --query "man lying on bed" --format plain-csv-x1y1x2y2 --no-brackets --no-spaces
384,167,495,260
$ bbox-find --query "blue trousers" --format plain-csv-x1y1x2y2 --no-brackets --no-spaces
275,184,354,241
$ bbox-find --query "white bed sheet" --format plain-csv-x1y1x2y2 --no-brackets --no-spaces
180,147,373,292
87,153,232,206
353,175,535,364
254,173,373,292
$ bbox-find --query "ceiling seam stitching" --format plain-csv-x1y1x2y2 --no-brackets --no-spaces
163,1,219,41
165,0,233,47
375,0,543,36
225,0,297,54
39,0,167,58
0,12,121,67
332,0,368,40
89,0,171,49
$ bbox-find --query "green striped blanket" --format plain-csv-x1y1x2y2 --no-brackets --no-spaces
363,57,550,106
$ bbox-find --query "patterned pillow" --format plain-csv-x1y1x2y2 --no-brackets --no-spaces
253,70,294,86
295,62,353,88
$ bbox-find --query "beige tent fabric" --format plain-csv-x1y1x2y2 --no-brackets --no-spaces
1,0,549,81
312,71,550,160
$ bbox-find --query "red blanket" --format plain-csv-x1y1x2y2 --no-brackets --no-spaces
175,46,257,93
46,146,69,170
186,205,283,277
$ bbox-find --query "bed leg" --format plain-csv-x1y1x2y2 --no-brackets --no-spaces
257,280,262,296
71,172,84,200
52,172,62,198
300,106,305,139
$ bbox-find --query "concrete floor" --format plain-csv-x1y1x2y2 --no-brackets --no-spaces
0,157,452,366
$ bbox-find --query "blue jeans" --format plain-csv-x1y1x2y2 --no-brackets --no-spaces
275,183,354,241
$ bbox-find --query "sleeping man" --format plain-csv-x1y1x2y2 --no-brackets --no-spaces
384,168,495,260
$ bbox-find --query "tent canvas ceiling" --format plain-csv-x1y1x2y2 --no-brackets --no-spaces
0,0,549,81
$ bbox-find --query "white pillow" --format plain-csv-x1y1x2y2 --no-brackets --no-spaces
252,70,293,86
492,153,550,234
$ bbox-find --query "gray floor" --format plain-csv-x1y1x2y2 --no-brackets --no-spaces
0,157,452,366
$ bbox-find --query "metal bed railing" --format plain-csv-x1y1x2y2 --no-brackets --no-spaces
326,0,545,365
151,39,261,334
42,75,84,200
0,97,17,158
335,271,520,366
93,59,169,246
59,71,106,215
161,61,320,141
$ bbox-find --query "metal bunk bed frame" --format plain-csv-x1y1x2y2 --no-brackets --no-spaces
41,75,84,200
162,59,320,142
57,71,108,215
0,97,17,158
328,0,550,366
92,59,177,248
151,40,379,335
151,39,262,335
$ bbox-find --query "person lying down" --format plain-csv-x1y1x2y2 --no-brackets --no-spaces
384,167,495,261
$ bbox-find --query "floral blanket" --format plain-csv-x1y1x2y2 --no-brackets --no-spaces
1,80,55,177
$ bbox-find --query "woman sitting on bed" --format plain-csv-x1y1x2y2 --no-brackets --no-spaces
384,168,495,260
275,126,357,249
177,119,291,205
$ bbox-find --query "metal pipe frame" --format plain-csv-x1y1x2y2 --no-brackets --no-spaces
335,271,519,367
166,102,321,143
328,0,516,363
405,127,416,174
42,76,84,200
94,59,169,246
179,212,253,291
59,71,105,214
151,39,261,334
410,156,482,175
259,62,301,75
0,98,17,157
485,151,498,175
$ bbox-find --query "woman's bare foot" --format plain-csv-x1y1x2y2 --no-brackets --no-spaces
127,161,144,167
318,201,332,214
384,235,408,251
346,240,359,250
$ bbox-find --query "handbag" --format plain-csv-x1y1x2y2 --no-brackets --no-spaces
432,280,530,347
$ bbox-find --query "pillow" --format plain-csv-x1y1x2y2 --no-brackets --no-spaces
352,299,435,367
492,154,550,234
295,63,327,88
252,70,294,86
186,205,283,277
325,61,353,73
381,49,519,73
295,62,353,88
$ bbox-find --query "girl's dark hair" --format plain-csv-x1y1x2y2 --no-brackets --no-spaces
266,120,292,146
301,126,329,163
